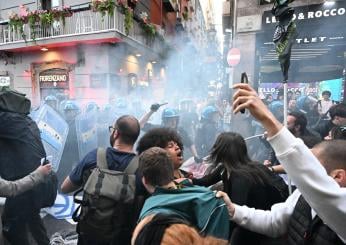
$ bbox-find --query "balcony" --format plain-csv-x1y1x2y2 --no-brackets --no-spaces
0,7,166,54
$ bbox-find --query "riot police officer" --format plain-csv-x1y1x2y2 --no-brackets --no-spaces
195,105,221,158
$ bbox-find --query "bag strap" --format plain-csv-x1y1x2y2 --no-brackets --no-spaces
124,155,139,174
96,148,108,170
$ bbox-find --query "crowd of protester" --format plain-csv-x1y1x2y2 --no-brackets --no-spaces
1,84,346,245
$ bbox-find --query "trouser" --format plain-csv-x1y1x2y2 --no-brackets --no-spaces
77,230,131,245
2,200,49,245
77,235,112,245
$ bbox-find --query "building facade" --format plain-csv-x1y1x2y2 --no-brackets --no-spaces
0,0,212,109
223,0,346,93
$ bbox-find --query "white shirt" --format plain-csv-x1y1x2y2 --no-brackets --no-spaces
318,100,334,116
231,128,346,242
232,189,303,237
269,128,346,241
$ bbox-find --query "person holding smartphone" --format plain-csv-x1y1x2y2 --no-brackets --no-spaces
0,163,52,244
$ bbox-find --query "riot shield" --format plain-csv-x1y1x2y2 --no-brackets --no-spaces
30,104,69,172
97,111,113,148
75,112,98,160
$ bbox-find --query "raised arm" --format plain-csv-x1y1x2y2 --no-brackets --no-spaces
232,83,346,241
139,103,162,129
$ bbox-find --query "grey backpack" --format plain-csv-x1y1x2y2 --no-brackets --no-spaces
72,148,138,241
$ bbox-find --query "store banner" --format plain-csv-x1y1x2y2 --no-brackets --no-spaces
260,1,346,46
258,79,343,101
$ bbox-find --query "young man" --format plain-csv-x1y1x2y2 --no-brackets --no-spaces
287,110,313,137
317,90,336,118
61,115,143,245
218,140,346,244
226,83,346,243
137,147,230,240
136,127,189,179
315,103,346,138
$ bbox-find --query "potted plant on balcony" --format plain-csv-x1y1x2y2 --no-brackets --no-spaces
52,6,73,26
138,12,156,39
8,5,31,40
27,10,41,42
8,13,26,38
91,0,116,18
40,10,54,26
116,0,133,36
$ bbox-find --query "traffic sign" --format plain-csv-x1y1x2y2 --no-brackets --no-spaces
227,48,241,67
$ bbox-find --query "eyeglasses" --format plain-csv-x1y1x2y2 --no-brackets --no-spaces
108,125,116,133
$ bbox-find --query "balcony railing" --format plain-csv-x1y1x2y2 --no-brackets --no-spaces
0,8,165,52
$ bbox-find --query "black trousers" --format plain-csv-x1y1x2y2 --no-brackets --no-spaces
2,198,49,245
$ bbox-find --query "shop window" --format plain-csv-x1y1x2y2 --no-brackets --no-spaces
41,0,59,10
128,73,138,92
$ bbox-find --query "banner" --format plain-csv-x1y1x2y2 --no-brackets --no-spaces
258,78,343,101
45,194,76,220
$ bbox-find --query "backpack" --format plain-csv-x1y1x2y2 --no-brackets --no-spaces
0,86,31,114
72,148,138,241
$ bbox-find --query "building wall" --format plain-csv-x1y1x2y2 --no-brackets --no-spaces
150,0,162,25
1,41,164,109
232,0,325,86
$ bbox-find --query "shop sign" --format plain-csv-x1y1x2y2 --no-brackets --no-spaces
259,1,346,46
258,79,342,101
0,76,10,86
237,15,262,33
263,2,346,24
264,7,346,24
39,68,69,89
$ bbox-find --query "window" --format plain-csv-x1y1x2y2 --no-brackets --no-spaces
41,0,59,10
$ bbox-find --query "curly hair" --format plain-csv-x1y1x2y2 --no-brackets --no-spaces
136,127,184,154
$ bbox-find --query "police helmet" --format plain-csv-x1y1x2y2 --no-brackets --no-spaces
103,104,112,111
115,98,127,109
64,101,80,111
201,106,218,120
269,101,284,121
44,95,58,102
86,102,99,113
161,108,179,120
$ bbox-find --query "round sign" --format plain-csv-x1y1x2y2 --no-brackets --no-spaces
227,48,241,67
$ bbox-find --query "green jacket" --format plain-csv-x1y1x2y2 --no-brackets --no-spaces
139,185,230,240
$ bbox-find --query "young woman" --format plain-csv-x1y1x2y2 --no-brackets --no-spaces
193,132,288,245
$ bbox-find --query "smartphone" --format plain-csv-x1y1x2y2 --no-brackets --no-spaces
240,72,249,114
41,156,53,165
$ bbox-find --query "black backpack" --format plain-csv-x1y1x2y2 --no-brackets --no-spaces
0,111,58,214
72,148,139,242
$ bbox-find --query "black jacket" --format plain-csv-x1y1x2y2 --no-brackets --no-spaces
287,195,344,245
